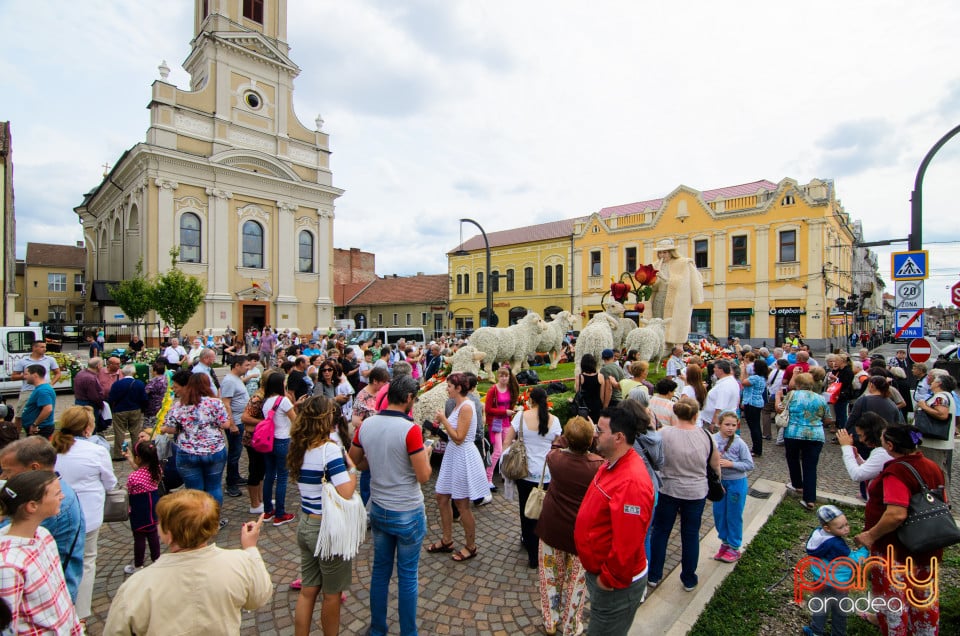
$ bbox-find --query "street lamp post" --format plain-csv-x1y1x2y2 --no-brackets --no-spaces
456,218,498,328
836,293,860,353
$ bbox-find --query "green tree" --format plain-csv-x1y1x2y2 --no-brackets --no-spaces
151,247,206,336
108,260,153,333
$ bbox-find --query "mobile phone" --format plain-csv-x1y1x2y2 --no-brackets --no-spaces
424,439,434,448
122,441,129,452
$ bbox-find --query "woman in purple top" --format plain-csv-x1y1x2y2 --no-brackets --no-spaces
143,361,169,433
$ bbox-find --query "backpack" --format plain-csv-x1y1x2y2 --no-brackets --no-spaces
251,398,282,453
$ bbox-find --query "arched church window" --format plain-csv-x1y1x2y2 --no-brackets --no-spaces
242,221,264,269
180,212,201,263
298,231,314,273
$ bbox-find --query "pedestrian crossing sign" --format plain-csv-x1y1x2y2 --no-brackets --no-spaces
891,250,928,280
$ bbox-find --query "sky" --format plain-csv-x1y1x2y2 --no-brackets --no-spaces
2,0,960,305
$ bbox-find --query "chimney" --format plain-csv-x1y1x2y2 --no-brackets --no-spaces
76,241,84,248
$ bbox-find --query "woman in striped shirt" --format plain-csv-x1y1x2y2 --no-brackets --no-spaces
288,395,358,636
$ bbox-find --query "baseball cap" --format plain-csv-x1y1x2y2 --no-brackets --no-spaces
817,504,844,525
601,349,615,359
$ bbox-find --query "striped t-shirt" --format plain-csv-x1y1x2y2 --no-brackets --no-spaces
297,441,350,515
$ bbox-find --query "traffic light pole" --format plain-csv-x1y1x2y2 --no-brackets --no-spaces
910,123,960,251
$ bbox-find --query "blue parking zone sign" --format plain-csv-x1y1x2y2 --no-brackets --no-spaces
894,309,924,338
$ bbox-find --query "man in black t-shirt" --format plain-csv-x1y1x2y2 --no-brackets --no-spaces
341,347,361,392
286,356,310,399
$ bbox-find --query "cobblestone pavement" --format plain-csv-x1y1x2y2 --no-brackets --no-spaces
64,381,958,635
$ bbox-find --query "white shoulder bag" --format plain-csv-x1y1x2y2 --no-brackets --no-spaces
314,444,367,560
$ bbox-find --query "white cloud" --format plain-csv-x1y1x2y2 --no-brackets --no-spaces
3,0,960,304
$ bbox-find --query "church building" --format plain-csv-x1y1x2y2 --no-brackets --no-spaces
75,0,342,335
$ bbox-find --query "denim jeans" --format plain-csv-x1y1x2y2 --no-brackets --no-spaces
263,438,290,516
584,571,647,636
177,447,227,506
784,438,823,503
369,502,427,636
360,469,371,506
225,423,244,487
808,586,847,636
647,493,706,589
713,477,748,549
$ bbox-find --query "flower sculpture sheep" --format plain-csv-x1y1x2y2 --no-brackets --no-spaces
601,300,635,350
623,317,671,369
574,312,619,374
412,345,485,426
469,312,547,380
533,310,576,369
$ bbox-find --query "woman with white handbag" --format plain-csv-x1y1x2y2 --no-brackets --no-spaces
287,395,361,636
52,405,117,630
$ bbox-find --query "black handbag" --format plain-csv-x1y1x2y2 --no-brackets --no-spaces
704,429,725,502
913,399,951,441
895,461,960,553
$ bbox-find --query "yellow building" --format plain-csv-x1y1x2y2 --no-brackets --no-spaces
448,220,574,331
75,0,342,336
574,178,858,348
22,242,87,326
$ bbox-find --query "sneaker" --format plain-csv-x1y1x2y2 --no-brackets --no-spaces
290,578,302,590
123,564,143,575
226,487,242,498
683,582,698,592
647,579,659,589
272,513,295,526
719,548,741,563
477,493,493,506
236,477,249,485
218,518,228,530
713,545,730,561
263,511,275,521
249,504,265,514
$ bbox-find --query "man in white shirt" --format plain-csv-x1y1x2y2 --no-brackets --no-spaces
163,338,187,369
702,360,741,429
665,346,684,379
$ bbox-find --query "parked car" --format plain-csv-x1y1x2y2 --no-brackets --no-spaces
937,330,955,342
687,332,720,344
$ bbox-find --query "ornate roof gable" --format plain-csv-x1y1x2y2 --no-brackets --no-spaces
205,31,300,74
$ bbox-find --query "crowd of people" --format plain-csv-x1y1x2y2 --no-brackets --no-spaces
0,325,955,635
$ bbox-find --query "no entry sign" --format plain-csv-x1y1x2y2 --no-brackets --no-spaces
908,338,932,364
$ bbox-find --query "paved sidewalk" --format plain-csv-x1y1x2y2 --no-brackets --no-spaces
70,385,956,635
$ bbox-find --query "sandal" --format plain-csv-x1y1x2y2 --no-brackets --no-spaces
452,546,478,562
426,539,454,553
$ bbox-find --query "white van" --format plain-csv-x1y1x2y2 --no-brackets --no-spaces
348,328,426,348
0,327,73,396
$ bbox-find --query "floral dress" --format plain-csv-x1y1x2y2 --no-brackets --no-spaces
166,397,228,456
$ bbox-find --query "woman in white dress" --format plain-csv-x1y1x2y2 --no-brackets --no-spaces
52,406,117,628
427,373,489,562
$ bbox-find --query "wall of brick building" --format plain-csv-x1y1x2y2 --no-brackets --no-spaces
333,247,376,285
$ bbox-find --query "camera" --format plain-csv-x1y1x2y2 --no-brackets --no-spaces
578,407,591,418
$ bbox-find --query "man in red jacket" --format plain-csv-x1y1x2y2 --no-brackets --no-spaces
574,407,655,635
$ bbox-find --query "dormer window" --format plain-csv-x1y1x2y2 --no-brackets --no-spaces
243,0,264,24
